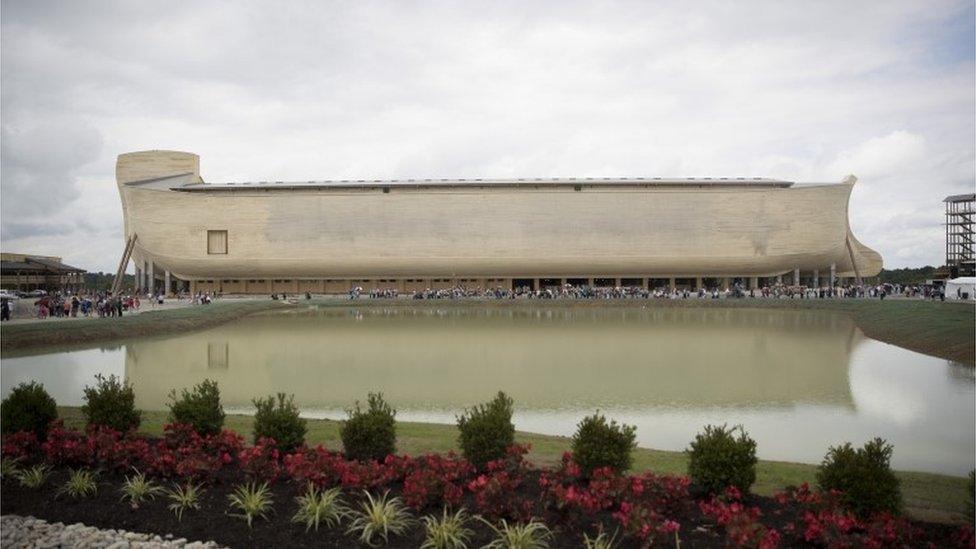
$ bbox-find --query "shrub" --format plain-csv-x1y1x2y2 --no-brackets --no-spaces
252,393,306,452
570,412,636,476
82,374,141,432
1,381,58,439
967,470,975,525
686,424,757,495
816,437,901,517
341,393,397,462
346,490,414,546
456,391,515,469
167,379,225,436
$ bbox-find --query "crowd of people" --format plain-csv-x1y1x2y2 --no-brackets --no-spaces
0,279,951,322
342,281,947,301
0,288,223,322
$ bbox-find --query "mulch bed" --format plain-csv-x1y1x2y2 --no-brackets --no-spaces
0,467,964,548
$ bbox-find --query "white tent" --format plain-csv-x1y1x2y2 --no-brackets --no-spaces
945,277,976,300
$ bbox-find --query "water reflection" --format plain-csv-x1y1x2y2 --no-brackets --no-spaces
123,307,860,411
2,306,973,475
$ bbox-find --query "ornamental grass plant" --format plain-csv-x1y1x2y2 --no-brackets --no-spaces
228,481,274,528
166,481,203,521
58,469,98,499
16,464,51,489
291,484,349,532
119,469,164,509
479,517,553,549
420,507,474,549
346,490,414,546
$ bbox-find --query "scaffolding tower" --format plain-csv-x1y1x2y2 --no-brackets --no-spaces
945,193,975,277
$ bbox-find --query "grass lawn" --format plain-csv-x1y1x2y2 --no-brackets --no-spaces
57,407,972,524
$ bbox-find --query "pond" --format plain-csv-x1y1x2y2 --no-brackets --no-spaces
3,306,973,475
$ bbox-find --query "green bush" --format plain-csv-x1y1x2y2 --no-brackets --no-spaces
82,374,141,432
816,438,902,517
686,424,757,495
341,393,397,461
1,381,58,439
167,379,225,436
456,391,515,469
967,469,975,525
571,412,637,476
252,393,306,451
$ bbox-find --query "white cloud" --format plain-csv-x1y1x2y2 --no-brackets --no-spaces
1,0,973,271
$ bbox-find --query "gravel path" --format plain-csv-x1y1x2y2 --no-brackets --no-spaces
0,515,225,549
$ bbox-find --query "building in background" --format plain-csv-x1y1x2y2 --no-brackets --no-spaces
945,193,975,278
113,150,883,295
0,253,87,293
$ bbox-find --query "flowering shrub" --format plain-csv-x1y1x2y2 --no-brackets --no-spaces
537,450,691,542
952,525,974,548
699,487,780,548
238,437,281,481
467,444,533,521
613,500,682,544
401,453,472,510
775,483,920,548
1,430,39,461
41,421,91,466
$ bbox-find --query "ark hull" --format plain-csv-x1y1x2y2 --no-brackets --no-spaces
116,150,882,293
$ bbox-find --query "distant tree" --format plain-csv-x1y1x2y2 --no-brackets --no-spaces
83,272,134,292
877,266,937,285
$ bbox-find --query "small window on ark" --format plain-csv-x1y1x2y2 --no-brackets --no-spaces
207,230,228,254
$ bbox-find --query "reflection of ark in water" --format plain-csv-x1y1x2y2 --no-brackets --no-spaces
123,308,860,411
116,150,882,295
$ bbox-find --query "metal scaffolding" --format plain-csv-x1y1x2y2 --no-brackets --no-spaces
945,193,975,277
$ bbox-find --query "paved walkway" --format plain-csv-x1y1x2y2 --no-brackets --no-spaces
3,299,198,324
0,515,224,549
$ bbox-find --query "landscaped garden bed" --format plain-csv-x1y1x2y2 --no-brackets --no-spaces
1,378,973,547
2,424,971,548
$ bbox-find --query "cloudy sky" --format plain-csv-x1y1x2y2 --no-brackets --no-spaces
1,0,973,272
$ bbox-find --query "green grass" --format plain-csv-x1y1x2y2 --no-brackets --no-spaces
56,407,972,524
